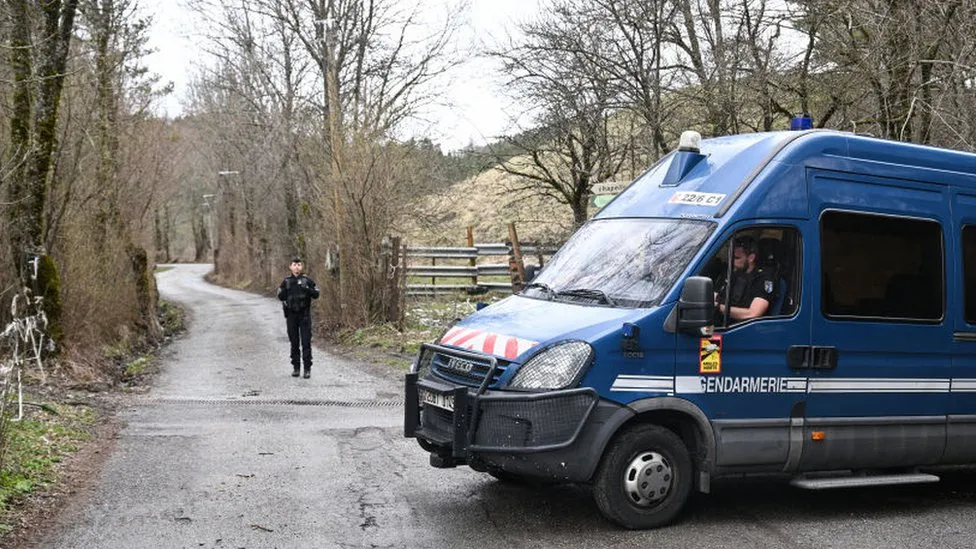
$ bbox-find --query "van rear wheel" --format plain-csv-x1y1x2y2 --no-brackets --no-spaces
593,424,692,529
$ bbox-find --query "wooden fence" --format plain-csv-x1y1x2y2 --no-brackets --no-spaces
388,224,559,298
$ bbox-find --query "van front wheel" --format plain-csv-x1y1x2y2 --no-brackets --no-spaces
593,424,693,529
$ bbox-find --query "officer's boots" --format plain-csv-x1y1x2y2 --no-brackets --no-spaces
292,366,300,377
303,366,311,379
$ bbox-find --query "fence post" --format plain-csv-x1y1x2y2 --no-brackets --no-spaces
431,256,437,297
467,226,477,287
388,236,403,328
398,241,407,330
380,237,391,313
507,223,526,293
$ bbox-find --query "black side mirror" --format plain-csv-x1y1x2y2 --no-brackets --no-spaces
678,276,714,333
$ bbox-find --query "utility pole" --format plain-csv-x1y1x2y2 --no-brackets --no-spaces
214,171,240,275
202,193,216,268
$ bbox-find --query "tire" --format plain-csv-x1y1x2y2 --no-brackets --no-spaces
593,424,693,529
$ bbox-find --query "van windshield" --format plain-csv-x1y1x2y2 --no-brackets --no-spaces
524,218,714,308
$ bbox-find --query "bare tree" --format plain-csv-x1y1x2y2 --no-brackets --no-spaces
183,0,465,329
0,0,180,361
800,0,975,143
490,0,631,228
79,0,162,338
665,0,745,135
3,0,80,345
589,0,678,161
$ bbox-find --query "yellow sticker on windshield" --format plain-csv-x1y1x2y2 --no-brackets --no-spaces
700,335,722,374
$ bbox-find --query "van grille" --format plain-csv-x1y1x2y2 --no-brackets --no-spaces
422,348,508,388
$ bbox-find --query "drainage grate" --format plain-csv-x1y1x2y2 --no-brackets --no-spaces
147,397,402,408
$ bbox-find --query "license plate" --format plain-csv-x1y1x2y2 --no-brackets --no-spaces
418,388,454,411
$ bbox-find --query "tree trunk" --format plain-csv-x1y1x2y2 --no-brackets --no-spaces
6,0,38,276
4,0,79,348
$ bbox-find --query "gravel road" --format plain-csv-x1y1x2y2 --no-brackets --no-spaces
33,263,976,549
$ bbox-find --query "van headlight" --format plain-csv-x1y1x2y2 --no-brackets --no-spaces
508,341,594,390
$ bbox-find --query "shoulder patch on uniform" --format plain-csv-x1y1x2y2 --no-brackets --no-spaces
764,280,774,294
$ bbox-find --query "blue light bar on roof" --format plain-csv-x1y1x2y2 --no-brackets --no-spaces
790,115,813,131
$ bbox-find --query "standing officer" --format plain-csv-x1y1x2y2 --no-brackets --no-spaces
277,257,320,378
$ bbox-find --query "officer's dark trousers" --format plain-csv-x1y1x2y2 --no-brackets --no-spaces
286,311,312,371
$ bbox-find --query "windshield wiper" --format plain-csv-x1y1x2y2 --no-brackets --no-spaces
556,288,618,306
522,282,555,300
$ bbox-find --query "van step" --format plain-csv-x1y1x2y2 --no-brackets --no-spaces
790,473,940,490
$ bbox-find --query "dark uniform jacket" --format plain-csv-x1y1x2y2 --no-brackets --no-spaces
277,275,320,315
728,266,777,309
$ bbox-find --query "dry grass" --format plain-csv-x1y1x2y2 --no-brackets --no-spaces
398,166,579,246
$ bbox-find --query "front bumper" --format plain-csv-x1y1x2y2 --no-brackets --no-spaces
404,345,620,482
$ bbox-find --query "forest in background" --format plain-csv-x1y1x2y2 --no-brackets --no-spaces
2,0,976,377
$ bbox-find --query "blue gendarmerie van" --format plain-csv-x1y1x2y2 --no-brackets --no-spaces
404,123,976,529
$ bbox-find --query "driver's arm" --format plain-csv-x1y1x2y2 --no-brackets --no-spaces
719,297,770,321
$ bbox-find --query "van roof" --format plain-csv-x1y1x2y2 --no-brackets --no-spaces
596,130,976,221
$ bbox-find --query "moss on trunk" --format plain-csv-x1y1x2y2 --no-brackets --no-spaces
36,255,63,348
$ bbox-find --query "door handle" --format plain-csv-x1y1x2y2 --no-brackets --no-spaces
812,346,837,370
787,346,811,369
787,346,837,370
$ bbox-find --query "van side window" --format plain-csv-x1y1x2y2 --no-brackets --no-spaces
821,211,943,321
701,226,801,328
963,226,976,324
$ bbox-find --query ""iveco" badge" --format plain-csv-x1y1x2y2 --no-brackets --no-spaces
445,357,475,373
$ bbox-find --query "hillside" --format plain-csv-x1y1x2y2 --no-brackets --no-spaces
399,165,581,247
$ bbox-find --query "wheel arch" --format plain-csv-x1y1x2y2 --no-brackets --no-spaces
589,397,715,492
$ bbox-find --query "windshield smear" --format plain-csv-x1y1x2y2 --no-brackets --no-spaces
524,219,713,308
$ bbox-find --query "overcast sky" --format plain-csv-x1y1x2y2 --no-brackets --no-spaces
143,0,541,151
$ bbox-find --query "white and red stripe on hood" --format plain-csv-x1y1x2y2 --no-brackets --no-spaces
439,326,538,360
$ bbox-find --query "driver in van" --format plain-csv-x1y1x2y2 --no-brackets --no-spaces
715,236,777,321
